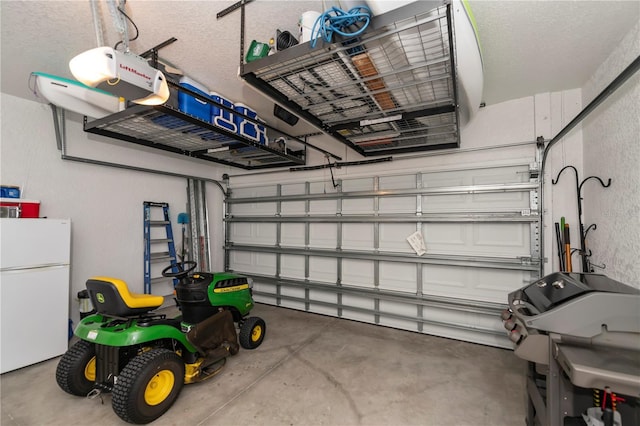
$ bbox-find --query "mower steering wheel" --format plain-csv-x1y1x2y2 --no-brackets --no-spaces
161,261,197,279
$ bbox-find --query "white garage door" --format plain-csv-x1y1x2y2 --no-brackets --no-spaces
225,160,541,348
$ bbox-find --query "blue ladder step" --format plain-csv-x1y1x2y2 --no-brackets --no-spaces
143,201,179,294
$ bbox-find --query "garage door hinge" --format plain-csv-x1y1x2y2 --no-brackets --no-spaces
520,209,540,217
519,256,535,266
529,162,540,180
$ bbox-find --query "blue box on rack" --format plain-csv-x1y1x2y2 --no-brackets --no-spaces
0,186,20,198
234,103,267,144
178,77,211,122
210,92,237,134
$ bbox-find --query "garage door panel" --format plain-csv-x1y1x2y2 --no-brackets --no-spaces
380,174,416,190
229,222,252,240
228,250,252,271
422,192,529,212
310,289,336,304
253,281,277,304
254,253,277,275
228,203,250,216
422,223,466,249
342,198,374,214
281,254,305,279
421,193,467,208
379,300,419,331
309,289,337,316
473,223,528,252
422,264,468,292
309,305,337,316
379,262,417,293
308,181,327,194
281,183,306,196
309,257,337,283
281,223,306,246
342,259,374,288
470,166,529,184
281,200,306,215
230,252,276,275
230,202,278,216
469,191,529,208
256,223,277,245
280,286,306,310
421,165,527,186
422,302,472,325
473,268,535,294
379,223,416,252
232,186,278,198
378,196,417,214
342,223,374,250
422,264,530,303
423,223,530,256
341,177,374,192
422,173,466,188
229,223,277,245
379,316,419,331
309,223,337,248
341,295,375,323
422,324,507,347
309,199,337,214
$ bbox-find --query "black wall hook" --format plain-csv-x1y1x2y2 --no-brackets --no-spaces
552,166,611,272
578,176,612,197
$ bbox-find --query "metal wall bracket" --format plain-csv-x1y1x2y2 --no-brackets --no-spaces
50,104,66,151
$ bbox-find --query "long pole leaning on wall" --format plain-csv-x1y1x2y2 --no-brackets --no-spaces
187,179,212,271
538,54,640,277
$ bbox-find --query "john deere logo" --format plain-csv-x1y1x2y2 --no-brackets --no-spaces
96,293,105,304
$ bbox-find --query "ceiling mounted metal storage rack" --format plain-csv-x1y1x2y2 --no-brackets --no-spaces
241,1,459,156
83,84,307,170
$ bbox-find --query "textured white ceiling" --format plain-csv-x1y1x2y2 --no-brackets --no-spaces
1,0,638,131
471,0,640,105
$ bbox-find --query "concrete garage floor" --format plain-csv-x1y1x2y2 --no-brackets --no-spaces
1,304,526,425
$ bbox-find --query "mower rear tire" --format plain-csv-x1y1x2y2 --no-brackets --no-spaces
239,317,266,349
112,348,184,424
56,340,96,396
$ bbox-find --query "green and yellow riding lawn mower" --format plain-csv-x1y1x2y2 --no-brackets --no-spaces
56,261,265,424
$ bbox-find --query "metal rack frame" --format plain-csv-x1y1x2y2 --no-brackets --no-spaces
83,83,311,170
241,1,460,156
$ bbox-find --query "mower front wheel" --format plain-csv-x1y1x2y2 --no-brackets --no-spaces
112,348,185,424
56,340,96,396
239,317,266,349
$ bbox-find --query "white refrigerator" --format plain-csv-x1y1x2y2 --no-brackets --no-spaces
0,218,71,374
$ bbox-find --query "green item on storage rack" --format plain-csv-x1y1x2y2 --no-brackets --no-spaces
246,40,270,62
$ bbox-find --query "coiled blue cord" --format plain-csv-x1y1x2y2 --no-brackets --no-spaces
310,6,371,48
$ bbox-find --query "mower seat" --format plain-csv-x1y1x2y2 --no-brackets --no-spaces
86,277,164,317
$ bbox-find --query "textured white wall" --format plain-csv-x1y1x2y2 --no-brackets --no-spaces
581,22,640,286
0,94,226,325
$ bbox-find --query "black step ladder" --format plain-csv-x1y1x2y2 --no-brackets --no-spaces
143,202,178,294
